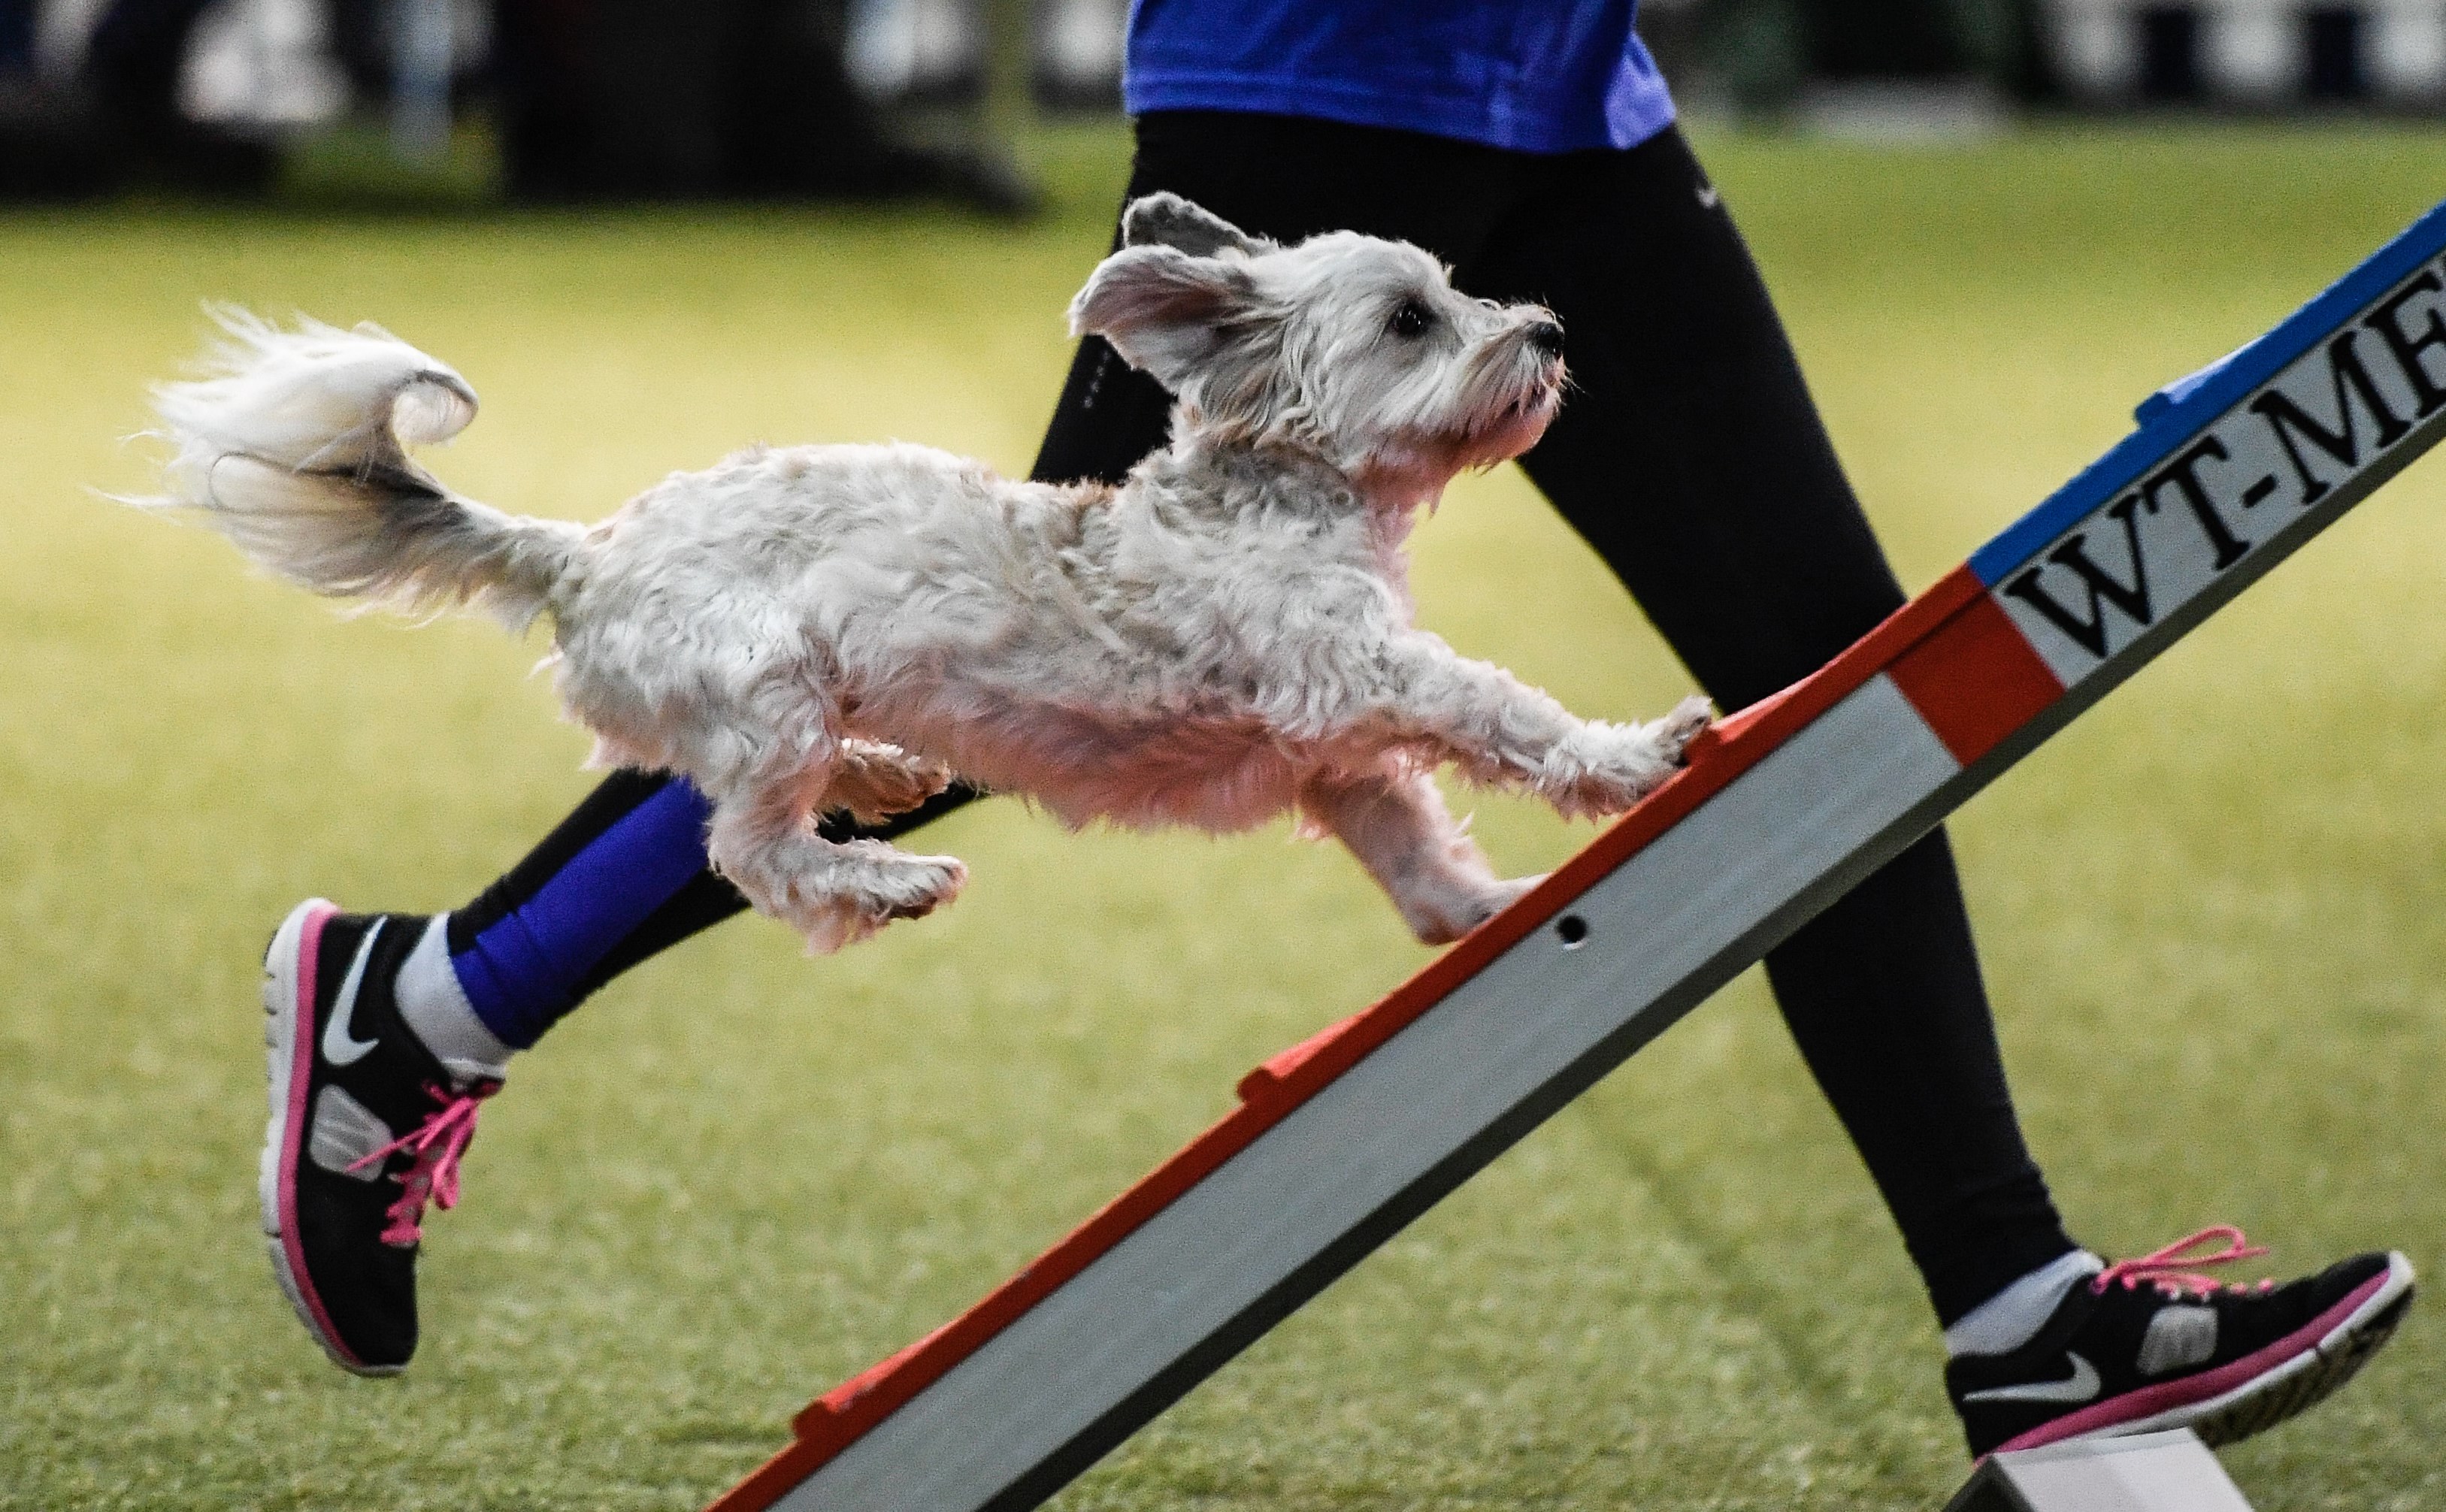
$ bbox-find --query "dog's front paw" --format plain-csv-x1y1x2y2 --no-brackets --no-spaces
1648,695,1715,764
1400,872,1543,945
1544,718,1692,818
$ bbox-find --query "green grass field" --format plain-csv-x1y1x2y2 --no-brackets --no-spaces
5,123,2445,1510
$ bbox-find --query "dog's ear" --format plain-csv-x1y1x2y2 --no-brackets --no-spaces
1068,244,1271,392
1119,193,1276,259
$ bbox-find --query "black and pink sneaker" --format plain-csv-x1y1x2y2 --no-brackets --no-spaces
1948,1227,2414,1458
259,899,498,1376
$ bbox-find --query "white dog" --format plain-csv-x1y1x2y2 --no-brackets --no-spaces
145,193,1711,951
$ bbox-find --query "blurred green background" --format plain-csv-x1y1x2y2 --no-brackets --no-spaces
4,123,2444,1510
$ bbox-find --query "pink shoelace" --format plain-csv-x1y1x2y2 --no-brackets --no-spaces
346,1080,500,1247
2090,1224,2276,1301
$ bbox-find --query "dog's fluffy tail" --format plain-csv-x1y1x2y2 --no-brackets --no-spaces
143,310,583,627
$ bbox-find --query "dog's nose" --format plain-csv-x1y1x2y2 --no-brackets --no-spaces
1525,321,1565,358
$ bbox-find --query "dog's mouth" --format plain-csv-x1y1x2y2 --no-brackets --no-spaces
1370,358,1567,491
1498,379,1561,424
1474,371,1564,443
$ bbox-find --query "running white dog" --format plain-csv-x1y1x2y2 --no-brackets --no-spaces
144,193,1711,952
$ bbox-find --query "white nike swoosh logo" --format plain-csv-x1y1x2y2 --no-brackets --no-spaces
320,919,386,1067
1961,1351,2102,1405
1696,184,1721,210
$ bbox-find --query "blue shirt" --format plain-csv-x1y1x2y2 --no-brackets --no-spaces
1123,0,1676,155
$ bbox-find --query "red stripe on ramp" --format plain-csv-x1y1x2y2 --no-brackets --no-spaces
1887,585,2064,765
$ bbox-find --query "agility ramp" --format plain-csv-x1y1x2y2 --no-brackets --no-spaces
708,196,2446,1512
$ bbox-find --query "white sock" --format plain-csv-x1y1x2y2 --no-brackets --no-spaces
394,915,514,1084
1945,1250,2105,1358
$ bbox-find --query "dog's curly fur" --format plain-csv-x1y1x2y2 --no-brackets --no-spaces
142,195,1711,951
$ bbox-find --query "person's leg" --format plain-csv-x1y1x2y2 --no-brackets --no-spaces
1464,126,2414,1455
1463,127,2075,1325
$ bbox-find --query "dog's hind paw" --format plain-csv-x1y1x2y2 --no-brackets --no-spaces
861,851,968,921
827,739,955,824
790,851,968,952
724,838,970,953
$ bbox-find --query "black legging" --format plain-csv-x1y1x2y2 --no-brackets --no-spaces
456,114,2076,1325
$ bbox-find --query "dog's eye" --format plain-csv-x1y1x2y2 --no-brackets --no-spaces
1388,299,1434,339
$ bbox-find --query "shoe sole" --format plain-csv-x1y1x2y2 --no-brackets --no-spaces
1994,1252,2416,1455
261,898,401,1378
